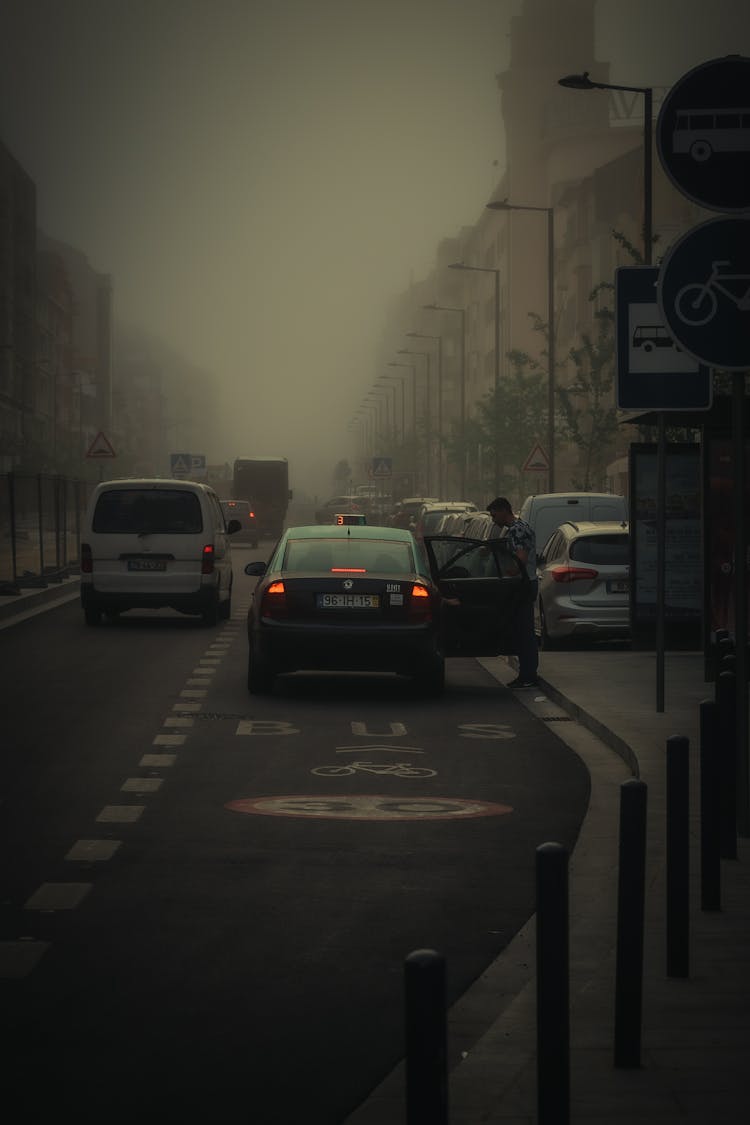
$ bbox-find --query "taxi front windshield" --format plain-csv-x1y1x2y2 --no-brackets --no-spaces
283,538,414,574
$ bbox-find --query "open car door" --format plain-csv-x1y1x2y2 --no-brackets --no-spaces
423,535,529,657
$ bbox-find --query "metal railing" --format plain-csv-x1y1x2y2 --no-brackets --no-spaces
0,473,94,594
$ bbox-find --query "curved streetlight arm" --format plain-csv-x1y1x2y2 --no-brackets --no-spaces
558,70,651,95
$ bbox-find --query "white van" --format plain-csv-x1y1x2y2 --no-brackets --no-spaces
518,492,628,553
80,478,241,626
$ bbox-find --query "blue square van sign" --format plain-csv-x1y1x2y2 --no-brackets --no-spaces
615,267,712,411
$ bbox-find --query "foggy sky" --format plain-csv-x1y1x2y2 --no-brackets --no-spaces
1,0,748,496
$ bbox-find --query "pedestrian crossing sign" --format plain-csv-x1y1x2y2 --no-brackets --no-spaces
170,453,192,478
371,457,392,478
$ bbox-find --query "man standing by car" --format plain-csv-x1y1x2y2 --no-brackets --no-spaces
488,497,538,688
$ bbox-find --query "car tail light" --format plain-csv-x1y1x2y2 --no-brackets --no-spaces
408,582,433,620
81,543,93,574
201,544,215,574
550,565,599,583
261,580,287,617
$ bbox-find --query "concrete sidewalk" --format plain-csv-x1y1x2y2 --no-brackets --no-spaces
349,650,750,1123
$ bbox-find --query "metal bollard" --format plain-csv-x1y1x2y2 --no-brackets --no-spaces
536,842,569,1125
614,779,647,1068
716,669,738,860
404,949,448,1125
699,700,721,911
666,735,690,978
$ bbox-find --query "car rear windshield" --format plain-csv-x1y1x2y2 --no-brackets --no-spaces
570,534,629,565
93,489,203,534
223,502,251,516
283,537,414,574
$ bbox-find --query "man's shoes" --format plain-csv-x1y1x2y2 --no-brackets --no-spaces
507,676,539,689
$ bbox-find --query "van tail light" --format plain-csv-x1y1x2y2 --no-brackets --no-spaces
201,544,215,574
550,566,599,583
261,580,287,618
81,543,93,574
408,582,433,621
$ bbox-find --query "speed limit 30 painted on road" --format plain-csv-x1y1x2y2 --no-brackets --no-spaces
225,794,513,821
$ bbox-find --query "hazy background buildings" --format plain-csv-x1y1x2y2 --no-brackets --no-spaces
0,0,747,501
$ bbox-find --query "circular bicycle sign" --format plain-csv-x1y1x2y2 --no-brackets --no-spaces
225,794,513,821
657,216,750,370
656,55,750,212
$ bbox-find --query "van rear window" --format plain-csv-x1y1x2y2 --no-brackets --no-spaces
93,489,203,534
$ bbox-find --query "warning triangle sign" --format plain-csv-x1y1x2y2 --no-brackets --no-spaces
522,443,550,473
86,431,117,458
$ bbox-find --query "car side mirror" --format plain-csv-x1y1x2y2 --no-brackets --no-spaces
537,552,545,566
227,519,242,534
244,560,267,576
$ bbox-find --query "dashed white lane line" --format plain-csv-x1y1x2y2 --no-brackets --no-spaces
65,840,121,862
140,753,177,767
0,940,51,978
96,806,145,823
121,778,163,793
5,641,234,978
25,883,92,910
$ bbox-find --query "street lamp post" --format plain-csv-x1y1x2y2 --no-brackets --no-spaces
557,70,668,714
406,331,443,496
380,373,406,445
422,303,466,498
388,360,417,492
558,72,652,264
398,347,432,495
486,199,555,492
448,262,502,485
376,378,398,445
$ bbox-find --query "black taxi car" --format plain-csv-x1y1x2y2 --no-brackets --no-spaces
243,524,527,695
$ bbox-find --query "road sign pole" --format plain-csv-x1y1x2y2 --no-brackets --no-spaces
733,371,749,834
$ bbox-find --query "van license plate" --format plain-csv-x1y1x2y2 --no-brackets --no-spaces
607,579,628,593
128,559,167,571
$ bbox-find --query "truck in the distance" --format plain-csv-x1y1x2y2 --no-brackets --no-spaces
232,457,292,540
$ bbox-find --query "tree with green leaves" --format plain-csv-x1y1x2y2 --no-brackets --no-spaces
555,281,620,490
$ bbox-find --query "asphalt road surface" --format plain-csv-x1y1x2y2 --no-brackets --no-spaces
0,560,590,1123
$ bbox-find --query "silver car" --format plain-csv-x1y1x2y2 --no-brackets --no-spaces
535,520,630,647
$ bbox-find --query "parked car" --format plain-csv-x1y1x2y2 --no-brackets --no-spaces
243,523,528,694
221,499,259,547
314,495,365,524
80,478,240,626
413,500,477,539
389,496,440,530
461,511,496,540
535,520,630,647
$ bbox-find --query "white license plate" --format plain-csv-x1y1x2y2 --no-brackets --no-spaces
608,580,629,593
316,593,380,608
128,559,167,572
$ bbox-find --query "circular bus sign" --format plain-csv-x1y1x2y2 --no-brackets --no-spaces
657,56,750,212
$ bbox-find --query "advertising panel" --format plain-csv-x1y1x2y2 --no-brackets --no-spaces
629,444,702,649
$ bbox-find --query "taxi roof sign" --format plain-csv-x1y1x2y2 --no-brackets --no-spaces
336,513,367,525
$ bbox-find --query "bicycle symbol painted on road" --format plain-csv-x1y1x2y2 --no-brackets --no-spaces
675,260,750,326
311,760,436,778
